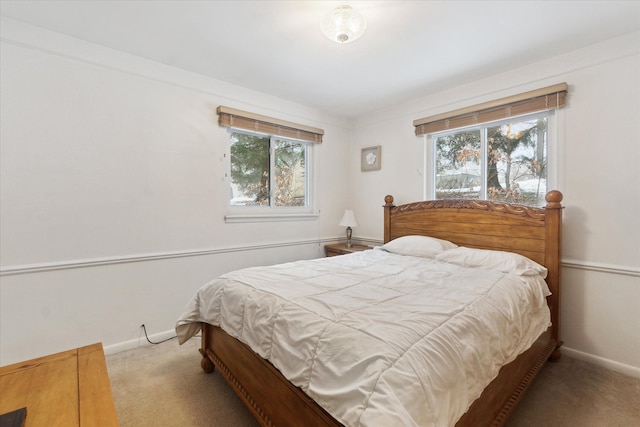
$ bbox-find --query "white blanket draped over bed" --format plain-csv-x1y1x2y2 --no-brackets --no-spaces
176,248,551,427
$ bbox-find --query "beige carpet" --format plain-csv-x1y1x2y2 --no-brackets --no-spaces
106,338,640,427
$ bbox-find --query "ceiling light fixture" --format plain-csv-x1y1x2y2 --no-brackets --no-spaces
321,5,367,44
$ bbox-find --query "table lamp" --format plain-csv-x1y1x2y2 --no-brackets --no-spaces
338,210,358,247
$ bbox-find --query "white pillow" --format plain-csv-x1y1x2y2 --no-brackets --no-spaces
435,246,548,278
381,235,458,258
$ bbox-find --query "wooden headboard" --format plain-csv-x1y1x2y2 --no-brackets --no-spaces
383,190,563,341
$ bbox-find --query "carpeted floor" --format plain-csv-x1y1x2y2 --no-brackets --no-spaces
106,338,640,427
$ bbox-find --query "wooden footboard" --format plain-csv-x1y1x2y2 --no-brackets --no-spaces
201,324,341,427
201,324,558,427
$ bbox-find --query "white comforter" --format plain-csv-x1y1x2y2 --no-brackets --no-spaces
176,248,551,427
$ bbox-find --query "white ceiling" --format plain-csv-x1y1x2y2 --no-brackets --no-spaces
1,1,639,119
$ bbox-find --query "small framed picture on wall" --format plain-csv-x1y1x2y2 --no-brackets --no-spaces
361,146,381,171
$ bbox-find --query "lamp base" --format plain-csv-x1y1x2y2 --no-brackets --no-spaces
346,226,353,247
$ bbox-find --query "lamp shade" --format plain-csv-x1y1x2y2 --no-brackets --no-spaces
321,5,367,44
338,210,358,227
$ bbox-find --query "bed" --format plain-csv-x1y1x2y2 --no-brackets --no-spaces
176,190,563,427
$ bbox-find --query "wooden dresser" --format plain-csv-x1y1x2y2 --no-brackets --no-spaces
0,343,118,426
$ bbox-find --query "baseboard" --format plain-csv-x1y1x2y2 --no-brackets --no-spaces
562,346,640,379
103,329,178,356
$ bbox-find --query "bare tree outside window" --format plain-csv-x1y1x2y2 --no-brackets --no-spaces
434,116,547,206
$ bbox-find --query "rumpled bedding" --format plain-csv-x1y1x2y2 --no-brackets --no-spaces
175,248,551,427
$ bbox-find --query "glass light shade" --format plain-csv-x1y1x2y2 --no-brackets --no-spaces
321,5,367,44
339,210,358,227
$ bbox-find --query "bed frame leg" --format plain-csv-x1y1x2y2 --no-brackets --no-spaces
199,348,215,373
549,341,563,362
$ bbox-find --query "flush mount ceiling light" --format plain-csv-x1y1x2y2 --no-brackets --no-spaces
321,5,367,44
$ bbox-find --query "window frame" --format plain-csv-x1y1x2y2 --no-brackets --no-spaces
224,128,317,223
423,110,558,206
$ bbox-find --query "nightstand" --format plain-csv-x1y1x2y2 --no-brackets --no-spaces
324,243,369,257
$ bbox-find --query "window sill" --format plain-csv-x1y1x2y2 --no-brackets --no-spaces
224,213,319,223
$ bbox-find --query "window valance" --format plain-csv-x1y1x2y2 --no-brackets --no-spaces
413,83,568,136
217,106,324,143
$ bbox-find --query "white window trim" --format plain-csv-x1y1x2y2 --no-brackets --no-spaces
225,129,317,223
224,212,319,223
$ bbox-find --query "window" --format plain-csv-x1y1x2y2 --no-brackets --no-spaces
414,83,567,207
229,131,308,207
433,113,549,206
216,106,323,220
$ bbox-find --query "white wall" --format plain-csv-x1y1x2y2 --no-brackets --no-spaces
1,18,638,378
350,32,640,377
0,18,352,364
